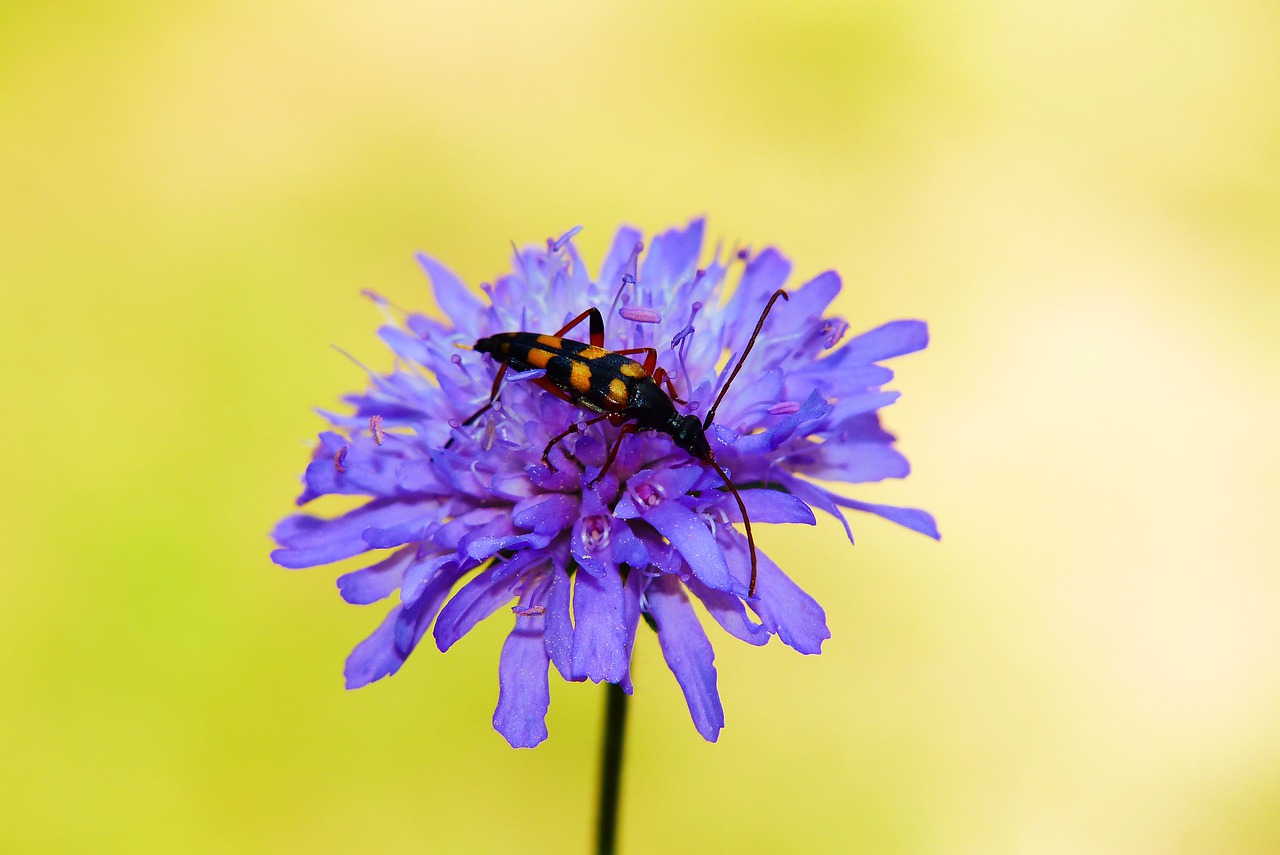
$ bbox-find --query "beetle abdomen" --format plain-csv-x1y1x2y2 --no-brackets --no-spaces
475,333,653,415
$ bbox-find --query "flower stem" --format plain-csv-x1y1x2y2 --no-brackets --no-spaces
595,681,629,855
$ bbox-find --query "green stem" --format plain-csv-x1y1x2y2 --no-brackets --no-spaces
595,681,629,855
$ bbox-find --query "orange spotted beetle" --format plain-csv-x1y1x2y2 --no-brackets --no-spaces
450,289,790,597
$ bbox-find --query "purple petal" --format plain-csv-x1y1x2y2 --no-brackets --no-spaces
792,362,894,395
832,411,897,444
686,578,769,646
434,507,505,552
271,500,434,569
827,391,901,425
646,575,724,741
343,575,454,689
493,612,551,748
598,226,643,291
400,553,456,605
716,489,817,525
832,497,941,539
618,569,645,694
787,270,842,320
726,248,791,324
379,325,432,365
640,500,732,591
751,562,829,654
544,565,577,681
343,608,404,688
458,515,554,561
778,475,854,541
611,523,650,571
395,459,446,494
512,493,581,535
362,516,432,550
723,533,828,654
640,218,705,284
730,390,831,455
336,548,414,605
416,252,483,333
433,570,522,652
570,570,629,683
837,319,928,364
803,442,911,483
395,565,464,655
300,437,402,501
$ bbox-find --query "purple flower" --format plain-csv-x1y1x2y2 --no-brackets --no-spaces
272,219,937,747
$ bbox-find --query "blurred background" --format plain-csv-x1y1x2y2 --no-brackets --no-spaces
3,1,1278,852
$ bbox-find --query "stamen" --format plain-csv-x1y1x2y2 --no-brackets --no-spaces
619,306,662,324
768,401,801,415
482,415,497,451
360,289,409,326
512,604,547,617
823,318,849,348
550,225,583,252
605,243,644,321
369,415,385,445
330,345,382,384
672,302,702,399
625,240,643,282
333,446,348,473
450,353,473,380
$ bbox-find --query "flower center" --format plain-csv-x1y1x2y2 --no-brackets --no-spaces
633,483,663,510
582,515,611,551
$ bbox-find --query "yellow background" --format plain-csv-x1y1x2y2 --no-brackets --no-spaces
3,2,1278,852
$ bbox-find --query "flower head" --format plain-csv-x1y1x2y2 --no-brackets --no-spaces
272,219,937,746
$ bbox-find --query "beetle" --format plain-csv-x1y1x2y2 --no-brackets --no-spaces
449,288,790,597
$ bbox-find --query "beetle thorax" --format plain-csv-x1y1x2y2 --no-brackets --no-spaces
666,413,712,461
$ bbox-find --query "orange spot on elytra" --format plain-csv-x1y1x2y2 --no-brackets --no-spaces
569,362,592,393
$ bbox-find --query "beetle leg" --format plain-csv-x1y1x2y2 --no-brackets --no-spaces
614,348,686,403
445,359,511,448
614,346,658,374
651,366,686,404
530,376,578,405
588,423,638,487
541,414,609,471
553,307,606,348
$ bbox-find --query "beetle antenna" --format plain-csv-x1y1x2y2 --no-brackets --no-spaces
709,458,758,598
703,289,789,430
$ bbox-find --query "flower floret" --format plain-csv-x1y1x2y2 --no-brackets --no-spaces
272,219,936,746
